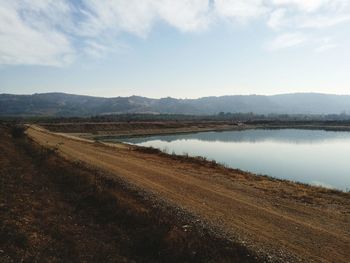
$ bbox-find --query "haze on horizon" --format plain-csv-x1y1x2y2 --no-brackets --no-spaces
0,0,350,98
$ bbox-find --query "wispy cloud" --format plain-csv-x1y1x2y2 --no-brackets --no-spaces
214,0,268,22
314,37,338,52
300,14,350,28
266,0,350,50
267,32,308,50
267,8,287,30
271,0,328,12
84,41,112,59
314,43,338,52
0,0,74,66
80,0,212,36
0,0,349,66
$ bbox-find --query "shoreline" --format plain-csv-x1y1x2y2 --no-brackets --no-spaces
38,121,350,141
34,125,350,194
38,122,350,192
130,143,348,194
94,126,349,193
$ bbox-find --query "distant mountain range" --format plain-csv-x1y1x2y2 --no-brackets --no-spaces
1,92,350,117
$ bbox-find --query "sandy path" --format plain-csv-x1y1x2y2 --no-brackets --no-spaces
27,126,350,263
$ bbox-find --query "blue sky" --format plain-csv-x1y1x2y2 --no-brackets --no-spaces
0,0,350,98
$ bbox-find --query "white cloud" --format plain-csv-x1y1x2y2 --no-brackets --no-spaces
314,37,338,52
214,0,268,21
79,0,211,37
267,33,339,52
0,0,349,66
300,13,350,28
154,0,211,32
268,0,350,29
84,41,112,59
21,0,72,27
271,0,329,12
267,32,308,50
266,0,350,51
267,8,288,29
314,43,337,52
79,0,156,38
0,1,73,66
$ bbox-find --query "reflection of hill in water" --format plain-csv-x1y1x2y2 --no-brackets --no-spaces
121,129,350,144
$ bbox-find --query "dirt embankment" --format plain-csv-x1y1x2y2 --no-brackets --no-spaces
0,125,258,263
40,121,350,139
26,125,350,263
39,121,245,138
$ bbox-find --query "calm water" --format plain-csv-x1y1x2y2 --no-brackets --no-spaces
111,129,350,191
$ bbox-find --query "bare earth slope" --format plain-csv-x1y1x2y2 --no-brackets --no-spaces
27,125,350,263
1,125,254,263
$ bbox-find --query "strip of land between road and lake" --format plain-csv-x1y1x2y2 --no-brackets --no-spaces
39,121,350,140
26,124,350,263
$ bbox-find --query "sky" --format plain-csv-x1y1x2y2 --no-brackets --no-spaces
0,0,350,98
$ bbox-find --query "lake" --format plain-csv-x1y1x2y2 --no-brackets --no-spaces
111,129,350,191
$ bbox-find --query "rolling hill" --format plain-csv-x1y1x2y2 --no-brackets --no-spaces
1,92,350,117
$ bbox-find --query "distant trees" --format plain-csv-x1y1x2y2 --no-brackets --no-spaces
2,111,350,125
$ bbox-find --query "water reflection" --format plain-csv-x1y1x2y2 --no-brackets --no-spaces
122,129,350,144
109,129,350,191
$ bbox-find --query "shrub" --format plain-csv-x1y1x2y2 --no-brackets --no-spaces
11,125,26,138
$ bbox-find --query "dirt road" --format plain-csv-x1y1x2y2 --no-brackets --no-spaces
27,125,350,263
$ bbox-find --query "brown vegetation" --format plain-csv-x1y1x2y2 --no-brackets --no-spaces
39,121,243,139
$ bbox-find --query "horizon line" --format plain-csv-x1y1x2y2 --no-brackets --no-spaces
2,91,350,100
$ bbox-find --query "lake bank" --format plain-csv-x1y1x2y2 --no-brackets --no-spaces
112,129,350,191
38,120,350,140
